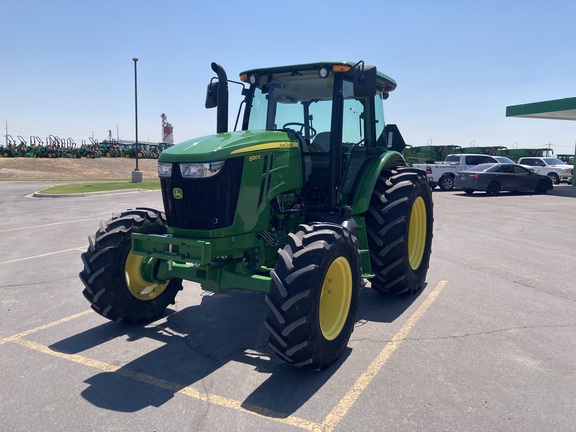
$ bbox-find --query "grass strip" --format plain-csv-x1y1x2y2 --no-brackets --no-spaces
40,178,161,194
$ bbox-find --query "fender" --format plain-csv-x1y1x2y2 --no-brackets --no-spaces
350,150,406,214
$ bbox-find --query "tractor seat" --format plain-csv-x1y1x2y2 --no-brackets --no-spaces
309,132,330,152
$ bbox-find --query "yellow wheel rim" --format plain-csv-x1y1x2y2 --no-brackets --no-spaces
408,196,427,270
124,252,169,300
319,257,353,341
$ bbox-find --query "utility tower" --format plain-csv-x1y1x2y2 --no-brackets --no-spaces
161,113,174,144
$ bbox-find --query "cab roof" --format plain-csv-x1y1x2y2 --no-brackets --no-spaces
240,61,397,93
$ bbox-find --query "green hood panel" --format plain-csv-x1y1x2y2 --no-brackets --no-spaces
159,130,298,163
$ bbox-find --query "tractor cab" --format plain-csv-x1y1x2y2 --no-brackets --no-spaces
208,61,405,212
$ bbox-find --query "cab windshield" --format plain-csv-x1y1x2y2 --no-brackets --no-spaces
243,67,387,210
248,85,336,139
247,71,385,149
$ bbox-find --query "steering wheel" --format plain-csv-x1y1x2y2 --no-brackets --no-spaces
282,122,317,138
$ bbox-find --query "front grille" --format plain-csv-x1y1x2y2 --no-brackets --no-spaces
161,158,244,230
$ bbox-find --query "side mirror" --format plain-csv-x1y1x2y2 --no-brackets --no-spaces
353,66,377,98
205,81,218,109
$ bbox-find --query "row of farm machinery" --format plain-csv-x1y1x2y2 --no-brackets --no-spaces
1,134,172,159
4,134,569,164
1,114,175,159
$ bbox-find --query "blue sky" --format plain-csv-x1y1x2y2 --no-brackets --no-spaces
2,0,576,154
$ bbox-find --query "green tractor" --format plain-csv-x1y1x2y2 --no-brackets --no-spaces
80,61,434,370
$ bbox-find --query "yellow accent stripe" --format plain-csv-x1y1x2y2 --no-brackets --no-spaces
230,141,298,155
321,280,448,431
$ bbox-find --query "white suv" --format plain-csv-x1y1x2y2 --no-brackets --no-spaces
517,157,573,184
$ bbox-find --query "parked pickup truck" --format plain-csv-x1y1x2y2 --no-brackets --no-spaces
517,157,573,184
413,153,499,190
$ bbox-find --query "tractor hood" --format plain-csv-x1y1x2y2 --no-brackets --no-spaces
159,130,298,163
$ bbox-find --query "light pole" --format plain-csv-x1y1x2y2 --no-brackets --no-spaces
131,57,142,183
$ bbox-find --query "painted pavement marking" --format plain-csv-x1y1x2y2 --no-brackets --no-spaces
1,281,448,431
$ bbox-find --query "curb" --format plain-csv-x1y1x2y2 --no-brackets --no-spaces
549,184,576,198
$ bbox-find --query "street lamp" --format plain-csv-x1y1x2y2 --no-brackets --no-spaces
131,57,142,183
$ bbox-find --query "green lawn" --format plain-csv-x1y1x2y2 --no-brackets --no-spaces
40,178,161,194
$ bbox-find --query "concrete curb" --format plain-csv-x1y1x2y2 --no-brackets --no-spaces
549,184,576,198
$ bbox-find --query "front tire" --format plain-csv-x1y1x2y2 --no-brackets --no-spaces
547,173,560,185
79,208,182,324
535,180,550,194
265,223,362,370
439,175,454,191
365,167,434,295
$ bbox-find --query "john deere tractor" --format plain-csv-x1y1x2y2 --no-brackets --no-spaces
80,61,433,370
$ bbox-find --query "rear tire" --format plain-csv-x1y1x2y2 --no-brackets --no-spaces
265,223,362,370
365,167,434,295
486,182,500,195
80,208,182,324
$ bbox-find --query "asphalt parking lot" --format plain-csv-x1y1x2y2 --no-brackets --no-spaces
1,182,575,431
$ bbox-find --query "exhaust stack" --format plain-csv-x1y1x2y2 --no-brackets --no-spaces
211,62,229,133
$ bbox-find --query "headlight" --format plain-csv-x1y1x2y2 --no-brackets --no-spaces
180,161,225,178
158,162,172,178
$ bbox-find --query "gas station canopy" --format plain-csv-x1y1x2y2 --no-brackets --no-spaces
506,97,576,120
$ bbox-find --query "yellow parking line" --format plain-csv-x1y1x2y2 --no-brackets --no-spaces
0,218,98,233
1,309,320,430
6,336,323,431
321,280,448,431
0,203,99,216
1,281,448,431
0,247,86,265
0,310,93,344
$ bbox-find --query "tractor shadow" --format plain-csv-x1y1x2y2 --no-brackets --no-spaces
49,283,424,417
357,282,426,324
